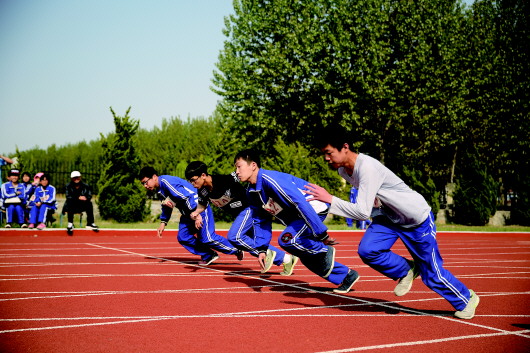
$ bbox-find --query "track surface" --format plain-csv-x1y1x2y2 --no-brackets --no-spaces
0,229,529,352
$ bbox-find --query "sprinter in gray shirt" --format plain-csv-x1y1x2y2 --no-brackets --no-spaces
305,123,479,319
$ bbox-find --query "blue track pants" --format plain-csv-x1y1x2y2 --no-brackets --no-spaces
227,207,286,266
278,214,350,285
177,206,238,261
359,212,471,310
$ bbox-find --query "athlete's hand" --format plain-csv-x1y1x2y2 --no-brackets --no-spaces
304,183,333,204
324,237,339,246
258,252,266,271
157,223,166,238
161,197,175,208
194,214,203,229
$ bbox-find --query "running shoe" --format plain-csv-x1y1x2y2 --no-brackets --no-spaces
454,290,480,319
199,253,219,266
333,270,360,294
394,262,419,296
260,249,276,273
280,255,299,276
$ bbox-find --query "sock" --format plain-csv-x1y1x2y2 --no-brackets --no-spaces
283,253,292,264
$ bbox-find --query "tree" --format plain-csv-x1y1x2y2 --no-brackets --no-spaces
450,145,498,225
212,0,468,207
135,115,227,178
97,107,150,222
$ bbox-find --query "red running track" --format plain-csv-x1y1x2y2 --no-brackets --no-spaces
0,229,529,352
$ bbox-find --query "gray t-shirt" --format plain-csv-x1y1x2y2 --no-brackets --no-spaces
329,153,431,227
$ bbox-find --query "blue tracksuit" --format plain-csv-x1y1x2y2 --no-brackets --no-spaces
1,182,26,224
247,169,350,285
196,173,286,266
29,185,57,224
157,175,238,260
23,182,36,221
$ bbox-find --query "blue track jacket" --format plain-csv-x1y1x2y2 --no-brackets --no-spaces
31,185,57,208
1,182,27,206
247,169,329,240
157,175,198,222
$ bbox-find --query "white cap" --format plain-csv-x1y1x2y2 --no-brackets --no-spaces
71,171,81,178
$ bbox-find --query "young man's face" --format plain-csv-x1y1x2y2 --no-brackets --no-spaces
40,178,49,187
188,173,205,189
9,175,19,183
140,174,158,191
320,144,348,170
234,158,255,183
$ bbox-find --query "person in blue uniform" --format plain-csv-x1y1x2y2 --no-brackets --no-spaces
305,123,479,319
346,186,371,229
1,169,27,228
139,166,243,265
185,161,298,275
20,172,36,223
28,173,57,230
233,149,360,294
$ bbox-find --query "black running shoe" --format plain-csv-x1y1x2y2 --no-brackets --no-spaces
333,270,360,294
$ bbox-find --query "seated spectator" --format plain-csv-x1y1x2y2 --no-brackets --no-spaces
1,169,27,228
63,171,98,232
25,172,44,223
21,172,35,223
28,173,57,230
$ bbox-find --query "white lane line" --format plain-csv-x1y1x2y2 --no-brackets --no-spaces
1,241,528,342
83,243,530,338
315,330,530,353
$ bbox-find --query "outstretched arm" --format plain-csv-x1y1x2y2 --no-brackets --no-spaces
303,183,333,204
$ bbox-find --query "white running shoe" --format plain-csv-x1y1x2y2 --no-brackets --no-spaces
394,263,419,296
454,290,480,319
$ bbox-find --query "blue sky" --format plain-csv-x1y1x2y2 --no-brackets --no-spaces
0,1,475,156
0,0,234,155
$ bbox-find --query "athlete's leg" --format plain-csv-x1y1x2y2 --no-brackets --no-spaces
227,208,285,265
357,220,410,279
278,218,350,285
177,217,216,259
399,213,471,310
197,206,239,255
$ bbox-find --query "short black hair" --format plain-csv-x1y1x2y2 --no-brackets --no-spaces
22,172,32,178
139,166,158,180
185,161,208,180
234,149,261,168
315,122,353,150
40,173,51,182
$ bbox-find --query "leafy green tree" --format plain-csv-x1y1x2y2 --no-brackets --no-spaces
97,107,150,222
213,0,469,205
450,146,498,225
135,115,227,177
401,167,440,218
267,139,344,197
